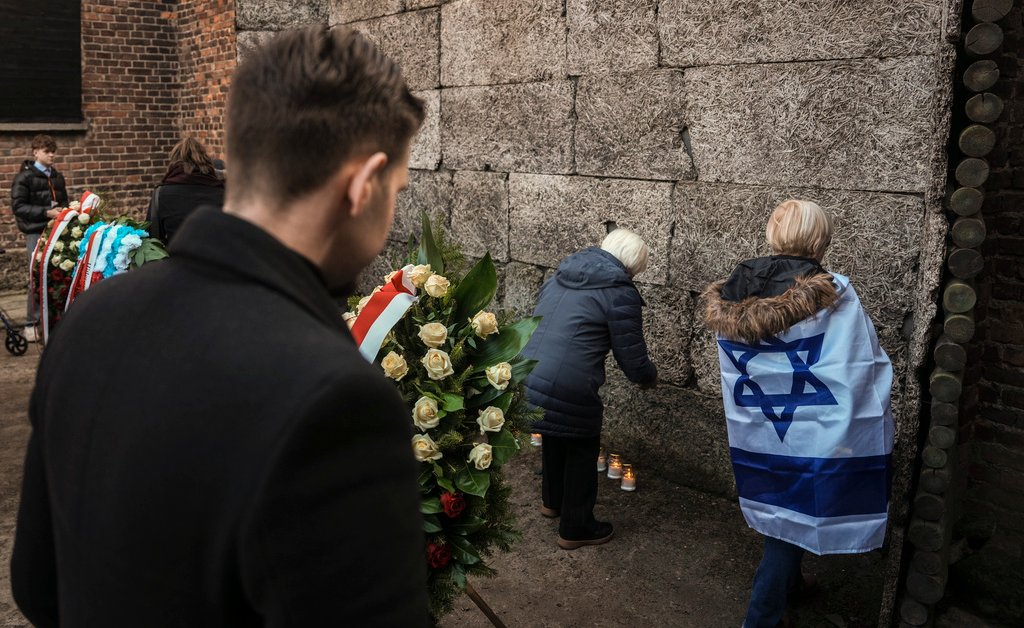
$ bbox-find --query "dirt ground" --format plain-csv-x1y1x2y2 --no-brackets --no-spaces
0,325,886,628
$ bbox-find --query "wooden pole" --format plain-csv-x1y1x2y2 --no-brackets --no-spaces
972,0,1013,23
963,60,999,92
958,124,996,157
955,157,990,187
947,247,984,279
966,93,1004,123
965,22,1004,56
465,581,507,628
948,186,983,216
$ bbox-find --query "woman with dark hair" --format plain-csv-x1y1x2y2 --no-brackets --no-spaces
146,136,225,244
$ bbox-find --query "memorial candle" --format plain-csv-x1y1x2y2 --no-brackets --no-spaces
620,464,636,491
607,454,623,479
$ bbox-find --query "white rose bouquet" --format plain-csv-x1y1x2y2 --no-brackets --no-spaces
350,214,542,619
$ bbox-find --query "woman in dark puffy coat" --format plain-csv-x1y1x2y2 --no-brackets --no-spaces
522,228,658,550
146,136,225,245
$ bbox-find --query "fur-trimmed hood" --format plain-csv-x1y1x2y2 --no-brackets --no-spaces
702,263,840,344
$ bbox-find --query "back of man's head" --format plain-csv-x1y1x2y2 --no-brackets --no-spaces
226,27,424,207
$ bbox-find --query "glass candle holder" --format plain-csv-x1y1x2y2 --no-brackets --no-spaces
530,433,543,447
596,447,608,472
607,454,623,479
620,464,637,491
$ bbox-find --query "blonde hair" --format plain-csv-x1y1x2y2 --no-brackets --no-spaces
765,200,833,260
601,228,649,277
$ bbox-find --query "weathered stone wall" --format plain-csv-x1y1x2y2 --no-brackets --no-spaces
259,0,955,499
239,5,957,621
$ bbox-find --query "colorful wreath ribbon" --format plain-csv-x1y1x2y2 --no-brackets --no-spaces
33,190,100,342
350,265,418,362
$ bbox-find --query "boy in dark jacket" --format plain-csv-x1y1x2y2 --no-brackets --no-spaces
522,228,658,549
10,134,69,341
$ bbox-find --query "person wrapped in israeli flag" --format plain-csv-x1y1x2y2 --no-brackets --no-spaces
702,199,894,628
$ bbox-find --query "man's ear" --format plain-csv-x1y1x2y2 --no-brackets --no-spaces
345,152,389,217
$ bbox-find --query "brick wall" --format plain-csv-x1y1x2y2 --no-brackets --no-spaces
954,3,1024,620
0,1,236,255
177,0,236,157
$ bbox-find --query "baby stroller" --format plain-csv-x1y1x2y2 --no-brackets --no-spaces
1,303,28,356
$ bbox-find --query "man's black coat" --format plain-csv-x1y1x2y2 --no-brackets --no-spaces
11,209,429,627
11,160,69,234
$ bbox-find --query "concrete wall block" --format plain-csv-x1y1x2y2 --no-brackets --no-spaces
500,261,545,316
508,174,674,285
566,0,659,75
602,371,734,495
441,81,574,174
237,0,327,29
409,90,441,170
685,57,942,193
451,171,510,262
236,30,277,62
329,0,403,25
357,239,411,297
392,169,454,245
440,0,566,86
576,70,694,181
348,9,439,90
658,0,943,66
637,283,693,386
407,0,452,9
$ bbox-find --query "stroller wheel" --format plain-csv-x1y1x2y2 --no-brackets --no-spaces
5,330,28,356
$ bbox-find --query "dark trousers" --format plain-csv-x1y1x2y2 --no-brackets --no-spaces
541,434,600,538
25,233,40,326
743,535,805,628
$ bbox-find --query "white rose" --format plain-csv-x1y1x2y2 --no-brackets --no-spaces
35,251,43,262
421,348,454,380
476,406,505,434
71,226,83,238
470,311,499,339
342,311,357,329
413,434,443,462
68,200,81,210
59,259,75,272
356,295,372,314
418,322,448,348
384,270,400,284
409,264,432,288
381,351,409,381
51,255,62,266
485,362,512,390
77,213,90,224
413,396,440,431
468,443,493,470
53,240,64,252
70,240,80,252
424,274,450,298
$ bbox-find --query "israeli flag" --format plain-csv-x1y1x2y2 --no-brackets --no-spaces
717,274,894,555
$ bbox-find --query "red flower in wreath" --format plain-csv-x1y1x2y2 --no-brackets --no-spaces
439,491,466,519
50,269,65,282
426,542,451,569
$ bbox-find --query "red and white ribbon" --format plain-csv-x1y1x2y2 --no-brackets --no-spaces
65,224,111,311
36,208,79,343
34,190,100,342
350,265,418,362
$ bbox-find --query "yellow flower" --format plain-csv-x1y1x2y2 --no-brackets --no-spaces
381,351,409,381
470,311,499,339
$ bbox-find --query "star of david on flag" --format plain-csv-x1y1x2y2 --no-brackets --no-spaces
718,333,838,442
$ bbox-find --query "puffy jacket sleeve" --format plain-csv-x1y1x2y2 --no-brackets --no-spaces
11,172,51,224
606,285,657,385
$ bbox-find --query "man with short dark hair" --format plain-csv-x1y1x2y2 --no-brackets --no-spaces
10,134,68,341
12,27,428,627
